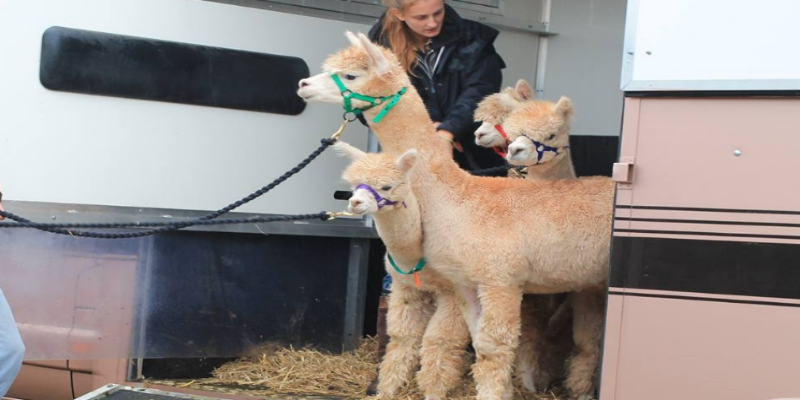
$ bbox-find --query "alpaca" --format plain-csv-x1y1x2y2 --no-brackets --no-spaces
334,142,470,400
473,79,534,155
475,82,580,392
500,98,607,399
297,32,614,400
334,142,561,399
504,98,577,180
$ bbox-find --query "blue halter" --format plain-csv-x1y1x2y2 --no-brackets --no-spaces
522,134,570,164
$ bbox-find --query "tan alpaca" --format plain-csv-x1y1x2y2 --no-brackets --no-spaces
475,82,578,393
298,32,613,400
500,98,607,399
335,142,558,399
334,142,470,400
473,79,534,153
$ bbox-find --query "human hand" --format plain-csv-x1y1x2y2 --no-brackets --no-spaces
438,130,464,153
433,121,442,129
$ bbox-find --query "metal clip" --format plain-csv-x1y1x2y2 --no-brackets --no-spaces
326,211,354,220
331,119,349,141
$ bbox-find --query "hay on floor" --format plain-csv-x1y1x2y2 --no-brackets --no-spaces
148,337,566,400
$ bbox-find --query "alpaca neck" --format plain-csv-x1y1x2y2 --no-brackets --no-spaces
372,194,424,262
364,88,451,156
524,150,576,180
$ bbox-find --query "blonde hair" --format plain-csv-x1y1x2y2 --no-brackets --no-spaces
380,0,422,75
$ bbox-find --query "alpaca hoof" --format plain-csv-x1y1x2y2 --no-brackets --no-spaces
366,376,380,396
521,373,537,393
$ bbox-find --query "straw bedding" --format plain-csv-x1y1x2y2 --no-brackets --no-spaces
148,337,566,400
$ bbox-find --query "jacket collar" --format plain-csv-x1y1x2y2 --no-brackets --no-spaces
428,4,465,49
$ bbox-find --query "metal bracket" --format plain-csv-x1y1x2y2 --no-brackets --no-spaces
612,157,635,184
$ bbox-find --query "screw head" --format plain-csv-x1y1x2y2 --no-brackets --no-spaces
734,149,742,157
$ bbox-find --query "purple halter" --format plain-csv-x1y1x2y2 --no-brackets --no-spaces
355,184,406,209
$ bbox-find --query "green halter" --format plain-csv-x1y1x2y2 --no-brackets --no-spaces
330,73,407,123
387,253,426,275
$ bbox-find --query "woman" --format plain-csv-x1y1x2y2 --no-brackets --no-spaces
0,189,25,397
369,0,507,172
365,0,506,394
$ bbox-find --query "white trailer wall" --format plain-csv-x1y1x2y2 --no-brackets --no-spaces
544,0,627,137
0,0,370,216
0,0,627,219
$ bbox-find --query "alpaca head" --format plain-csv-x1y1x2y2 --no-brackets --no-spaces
297,32,408,112
474,79,534,148
334,142,418,216
503,96,573,166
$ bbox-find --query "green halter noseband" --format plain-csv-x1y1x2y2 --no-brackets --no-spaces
330,73,407,123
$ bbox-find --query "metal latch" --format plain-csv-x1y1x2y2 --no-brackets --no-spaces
612,157,634,184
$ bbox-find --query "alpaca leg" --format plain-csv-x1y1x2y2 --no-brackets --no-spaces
566,289,605,400
471,285,523,400
516,295,546,393
417,291,471,400
535,293,574,391
377,281,435,398
454,285,481,339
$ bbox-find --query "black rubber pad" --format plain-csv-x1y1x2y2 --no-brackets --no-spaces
40,26,308,115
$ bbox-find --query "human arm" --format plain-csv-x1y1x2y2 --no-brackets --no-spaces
436,49,504,143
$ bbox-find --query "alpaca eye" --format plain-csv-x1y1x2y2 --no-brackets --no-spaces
381,186,393,191
547,134,556,140
343,74,357,80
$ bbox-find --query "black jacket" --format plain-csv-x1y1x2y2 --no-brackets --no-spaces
369,5,507,171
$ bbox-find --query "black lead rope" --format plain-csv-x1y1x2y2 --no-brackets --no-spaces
0,139,337,239
469,164,525,176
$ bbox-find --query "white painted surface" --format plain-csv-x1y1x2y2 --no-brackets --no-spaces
622,0,800,90
0,0,369,215
541,0,626,136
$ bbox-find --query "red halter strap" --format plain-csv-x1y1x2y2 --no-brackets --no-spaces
492,124,510,157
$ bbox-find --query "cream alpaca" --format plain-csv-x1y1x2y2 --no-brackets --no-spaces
335,142,470,400
298,32,614,400
473,79,534,150
498,97,607,398
335,142,557,399
476,88,588,393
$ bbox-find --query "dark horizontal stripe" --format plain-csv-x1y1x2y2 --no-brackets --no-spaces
608,291,800,309
40,26,308,115
625,90,800,98
616,205,800,216
614,228,800,241
615,217,800,228
610,236,800,300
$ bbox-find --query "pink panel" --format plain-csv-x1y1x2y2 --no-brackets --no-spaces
630,98,800,212
610,295,800,400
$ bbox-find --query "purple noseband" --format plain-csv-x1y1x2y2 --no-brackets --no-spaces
355,184,406,209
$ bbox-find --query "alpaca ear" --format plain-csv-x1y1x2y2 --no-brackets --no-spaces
396,149,419,173
514,79,534,101
499,90,520,109
345,31,362,48
555,96,574,120
357,32,390,75
333,141,367,161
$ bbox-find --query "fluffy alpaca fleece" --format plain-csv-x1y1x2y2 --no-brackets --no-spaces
335,142,558,399
335,142,470,400
474,82,578,393
298,32,614,400
500,97,608,398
